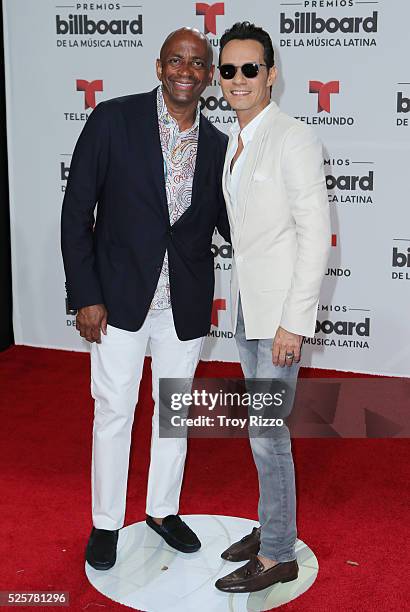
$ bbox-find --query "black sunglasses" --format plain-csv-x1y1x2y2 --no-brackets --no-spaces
218,63,267,80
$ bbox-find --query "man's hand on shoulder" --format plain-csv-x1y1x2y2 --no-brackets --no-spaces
76,304,108,344
272,326,303,367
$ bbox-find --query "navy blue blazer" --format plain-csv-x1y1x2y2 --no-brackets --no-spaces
61,88,230,340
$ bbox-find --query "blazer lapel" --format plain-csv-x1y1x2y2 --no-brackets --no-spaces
192,115,212,212
126,88,169,222
235,102,280,245
235,134,266,245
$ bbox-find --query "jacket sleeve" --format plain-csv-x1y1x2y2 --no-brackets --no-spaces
279,124,331,338
61,101,110,310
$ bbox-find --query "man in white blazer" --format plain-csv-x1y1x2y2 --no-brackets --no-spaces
214,22,331,593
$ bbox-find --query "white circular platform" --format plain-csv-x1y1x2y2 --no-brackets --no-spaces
85,515,318,611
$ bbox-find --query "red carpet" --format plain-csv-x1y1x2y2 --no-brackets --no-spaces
1,346,409,611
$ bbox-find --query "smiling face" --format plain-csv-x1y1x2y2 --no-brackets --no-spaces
219,38,276,124
156,29,214,109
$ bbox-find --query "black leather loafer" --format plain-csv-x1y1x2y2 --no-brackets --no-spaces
85,527,119,570
146,514,201,553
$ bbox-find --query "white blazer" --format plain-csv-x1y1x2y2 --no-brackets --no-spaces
223,102,331,339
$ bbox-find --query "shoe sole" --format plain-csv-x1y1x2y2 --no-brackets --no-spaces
146,521,201,553
85,557,116,571
85,543,117,571
215,573,298,593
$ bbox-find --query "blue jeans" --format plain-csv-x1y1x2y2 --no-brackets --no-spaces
235,299,299,562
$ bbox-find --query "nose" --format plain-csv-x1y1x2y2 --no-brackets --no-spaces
232,67,246,86
178,60,194,79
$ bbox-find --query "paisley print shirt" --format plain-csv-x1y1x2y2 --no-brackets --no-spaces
150,85,200,310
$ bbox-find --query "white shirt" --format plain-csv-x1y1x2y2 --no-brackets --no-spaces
226,103,272,211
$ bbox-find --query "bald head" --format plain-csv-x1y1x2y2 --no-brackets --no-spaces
160,27,213,68
156,26,215,112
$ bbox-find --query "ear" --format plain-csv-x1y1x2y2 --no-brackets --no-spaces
267,66,277,88
207,63,215,85
156,58,162,81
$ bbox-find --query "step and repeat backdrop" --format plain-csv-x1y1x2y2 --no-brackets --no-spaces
3,0,410,376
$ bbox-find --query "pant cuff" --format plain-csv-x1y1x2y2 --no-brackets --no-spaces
259,546,296,563
145,506,179,518
92,517,124,530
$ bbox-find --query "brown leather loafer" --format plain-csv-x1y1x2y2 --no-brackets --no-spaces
221,526,261,561
215,554,298,593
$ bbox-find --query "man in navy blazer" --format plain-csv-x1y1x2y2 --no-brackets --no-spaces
61,28,229,570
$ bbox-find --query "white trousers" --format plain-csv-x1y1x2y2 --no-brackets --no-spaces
90,308,203,530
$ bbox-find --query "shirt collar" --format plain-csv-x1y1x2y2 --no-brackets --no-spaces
230,102,272,146
157,85,200,134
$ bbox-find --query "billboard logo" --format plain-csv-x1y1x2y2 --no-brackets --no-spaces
60,161,70,182
309,80,339,113
278,8,379,50
211,243,232,258
212,242,232,271
325,159,375,205
280,12,378,35
392,241,410,280
396,89,410,127
397,91,410,113
392,246,410,268
315,317,370,337
60,156,70,191
200,94,236,126
56,14,143,35
326,171,373,192
305,304,371,349
76,79,103,110
55,7,144,50
195,2,224,35
200,95,231,112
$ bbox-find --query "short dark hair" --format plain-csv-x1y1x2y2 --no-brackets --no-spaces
219,22,274,68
